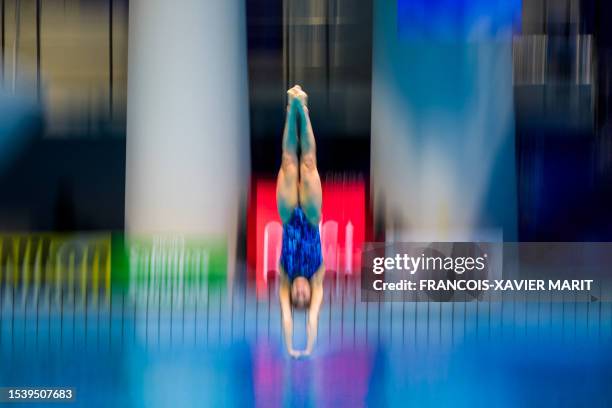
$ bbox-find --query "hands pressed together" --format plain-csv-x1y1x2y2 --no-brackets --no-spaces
288,348,312,359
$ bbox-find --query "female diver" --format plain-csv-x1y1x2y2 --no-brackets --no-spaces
277,85,325,358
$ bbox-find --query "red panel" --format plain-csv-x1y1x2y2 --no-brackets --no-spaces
247,176,366,296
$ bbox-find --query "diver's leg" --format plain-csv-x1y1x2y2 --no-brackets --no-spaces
295,93,322,225
276,96,300,224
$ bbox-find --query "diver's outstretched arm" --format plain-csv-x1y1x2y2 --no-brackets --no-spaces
303,267,325,356
279,273,300,358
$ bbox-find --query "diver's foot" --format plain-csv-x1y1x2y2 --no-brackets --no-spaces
287,85,308,110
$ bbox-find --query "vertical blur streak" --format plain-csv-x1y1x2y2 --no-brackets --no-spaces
35,0,39,99
108,0,113,118
1,0,4,85
512,0,603,240
279,0,372,144
11,0,19,93
125,0,251,276
371,0,519,241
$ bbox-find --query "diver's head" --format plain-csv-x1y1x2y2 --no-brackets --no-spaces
291,276,311,309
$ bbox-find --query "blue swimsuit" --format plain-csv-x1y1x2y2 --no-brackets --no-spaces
280,207,323,281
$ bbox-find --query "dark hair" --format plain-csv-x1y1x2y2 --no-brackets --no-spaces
290,278,311,309
291,295,310,309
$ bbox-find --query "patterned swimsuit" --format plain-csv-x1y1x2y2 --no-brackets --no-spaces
279,207,322,281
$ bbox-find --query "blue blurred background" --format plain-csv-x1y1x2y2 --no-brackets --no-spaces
1,0,612,406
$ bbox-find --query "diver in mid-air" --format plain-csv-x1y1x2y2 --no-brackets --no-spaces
276,85,325,358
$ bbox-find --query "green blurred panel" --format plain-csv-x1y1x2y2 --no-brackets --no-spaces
113,235,228,290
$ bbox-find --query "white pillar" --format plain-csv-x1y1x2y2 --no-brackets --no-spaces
125,0,250,242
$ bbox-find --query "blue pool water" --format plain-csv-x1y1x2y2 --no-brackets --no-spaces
1,278,612,407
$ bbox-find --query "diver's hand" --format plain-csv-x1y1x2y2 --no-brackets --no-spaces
288,349,312,359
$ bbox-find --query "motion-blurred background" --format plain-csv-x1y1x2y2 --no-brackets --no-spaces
1,0,611,243
1,1,612,406
1,0,611,314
